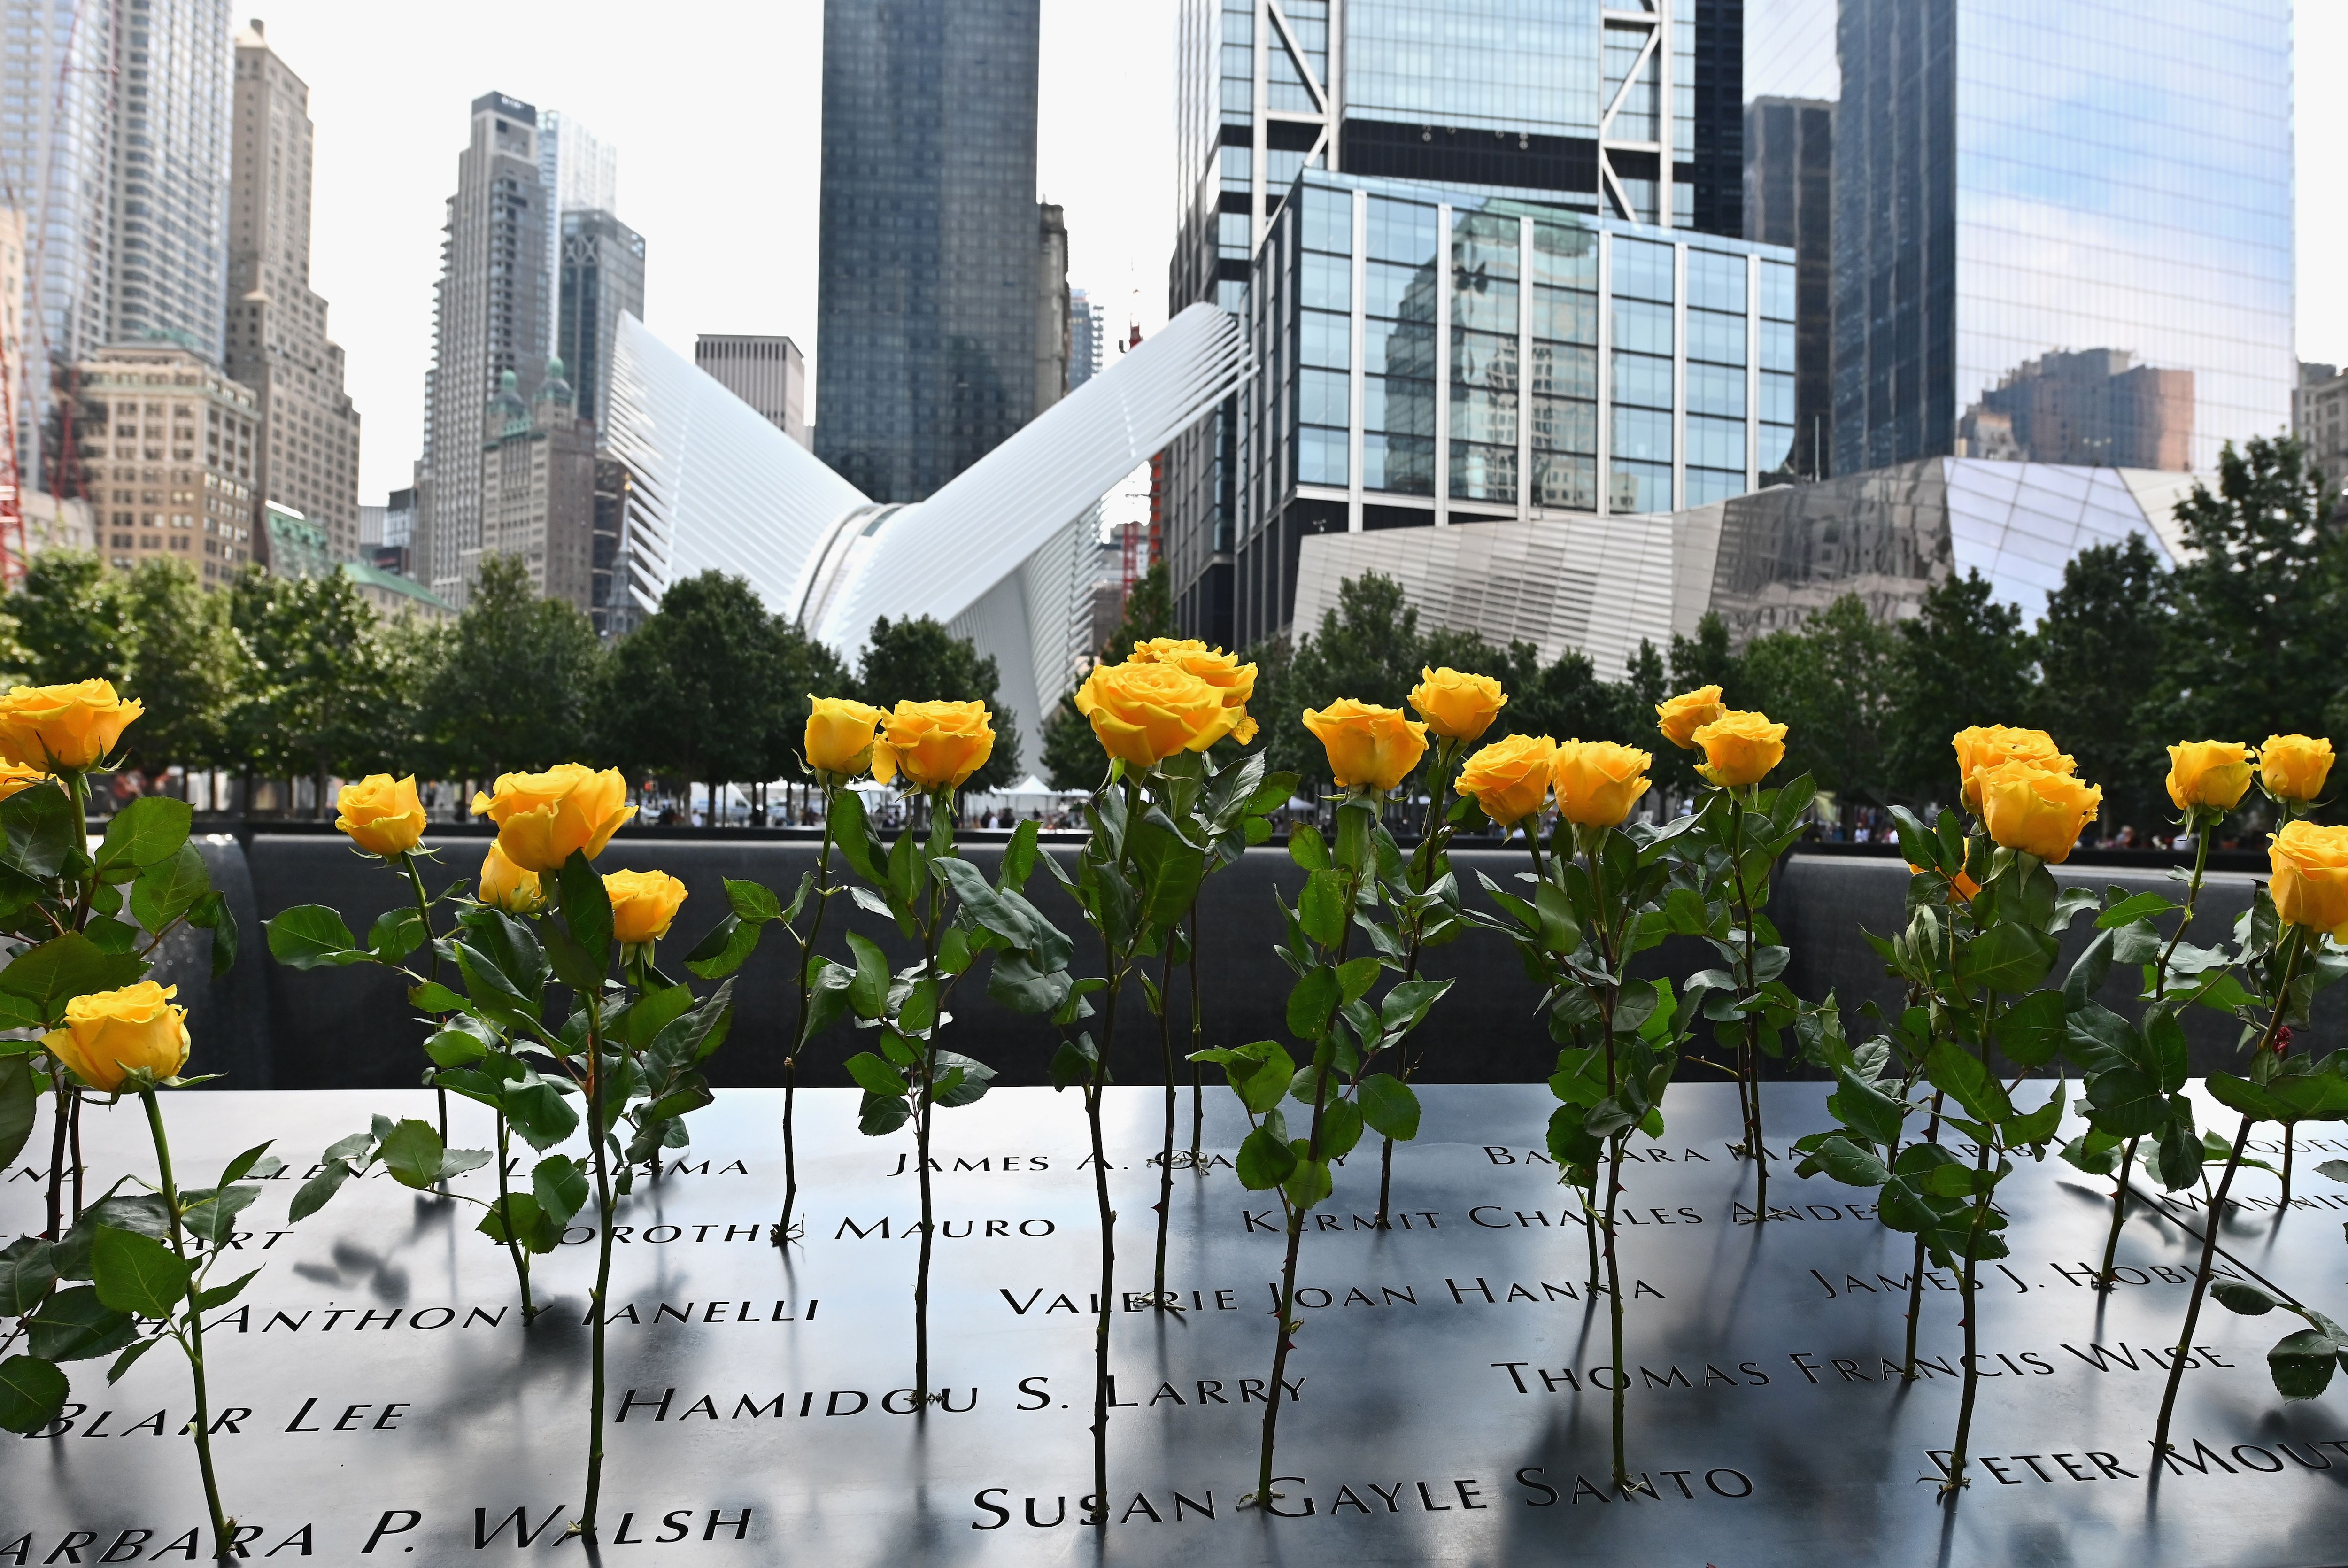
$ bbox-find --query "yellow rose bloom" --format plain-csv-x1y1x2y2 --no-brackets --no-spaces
1074,662,1242,766
476,841,545,915
1407,666,1507,742
1302,699,1428,794
1953,725,2073,812
804,696,885,778
604,868,689,945
2271,820,2348,938
42,981,189,1093
470,763,638,873
873,700,996,792
1552,740,1653,828
334,773,427,858
1692,709,1788,788
1655,686,1724,751
1128,639,1259,745
1456,734,1555,828
1976,759,2102,864
2165,740,2255,813
0,763,47,802
0,680,143,771
2261,734,2335,805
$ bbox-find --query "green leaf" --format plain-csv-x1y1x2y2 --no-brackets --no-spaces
179,1184,261,1247
2206,1072,2294,1125
1237,1123,1298,1190
1357,1073,1421,1141
2086,1067,2168,1138
845,932,891,1021
97,796,191,871
1050,1032,1099,1091
90,1228,188,1318
129,844,209,934
478,1193,560,1253
1286,966,1340,1041
378,1119,450,1190
1811,1134,1891,1188
423,1028,489,1068
555,850,612,973
186,888,238,978
2098,891,2178,929
2213,1280,2278,1316
2001,1082,2068,1150
1336,956,1382,1006
367,905,425,965
827,788,882,884
0,1355,69,1434
987,948,1071,1016
844,1051,910,1098
1298,869,1348,949
1216,1041,1296,1117
1534,880,1580,954
409,981,467,1013
26,1285,136,1362
2316,1159,2348,1185
264,905,365,970
0,1236,53,1315
501,1081,578,1151
1317,1097,1364,1159
1960,923,2057,994
1826,1068,1909,1145
929,1050,996,1109
0,1055,34,1172
1,933,143,1023
725,878,784,924
2269,1328,2343,1401
287,1159,352,1222
533,1155,590,1226
685,914,762,981
857,1090,910,1136
1996,989,2069,1068
1288,823,1328,871
190,1268,260,1313
1282,1151,1334,1209
1925,1036,2011,1124
0,782,74,882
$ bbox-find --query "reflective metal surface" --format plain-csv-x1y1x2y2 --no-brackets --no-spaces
5,1082,2346,1564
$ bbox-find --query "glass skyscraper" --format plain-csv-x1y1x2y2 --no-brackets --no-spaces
1832,0,2293,476
1166,0,1746,646
816,0,1056,504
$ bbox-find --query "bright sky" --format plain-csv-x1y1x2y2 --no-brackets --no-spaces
249,0,2330,503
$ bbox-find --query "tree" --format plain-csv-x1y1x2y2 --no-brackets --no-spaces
2034,535,2171,832
1887,569,2034,802
851,613,1022,789
119,557,244,775
2162,435,2343,747
1669,611,1742,697
15,550,129,687
227,567,412,813
1741,594,1899,814
600,571,780,810
1099,560,1176,663
755,616,853,790
422,555,605,782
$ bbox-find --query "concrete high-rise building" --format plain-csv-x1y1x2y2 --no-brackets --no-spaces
1068,287,1104,392
1166,0,1748,645
226,20,362,564
1744,95,1831,482
556,209,644,438
471,359,595,612
694,335,807,446
1036,202,1069,418
111,0,234,363
417,93,549,607
816,0,1059,503
1831,0,2290,477
73,340,257,585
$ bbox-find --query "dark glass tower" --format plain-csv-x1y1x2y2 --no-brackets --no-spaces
817,0,1047,504
557,209,647,439
1744,95,1832,481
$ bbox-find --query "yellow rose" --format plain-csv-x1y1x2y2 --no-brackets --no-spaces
0,680,143,771
1655,686,1724,751
2164,740,2255,814
0,763,47,802
2271,820,2348,938
42,981,189,1093
470,763,638,873
476,841,545,915
1457,734,1555,828
804,696,885,778
1552,740,1653,828
1692,709,1787,788
1302,699,1428,794
873,700,996,792
1129,639,1259,745
1953,725,2072,812
1074,662,1242,766
334,773,426,858
604,868,689,945
1976,759,2102,864
2262,734,2335,805
1407,667,1507,743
